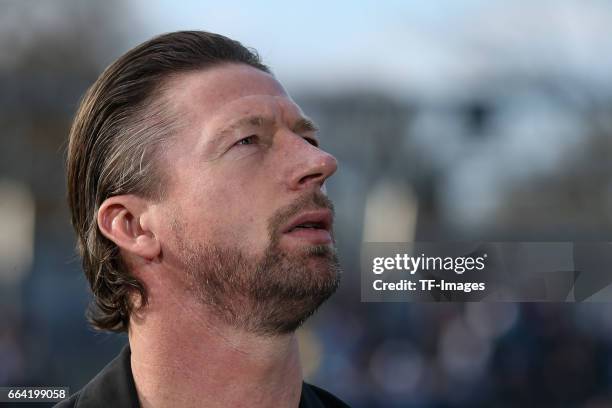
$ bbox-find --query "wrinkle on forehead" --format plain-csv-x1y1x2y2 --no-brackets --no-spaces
167,63,288,115
162,64,305,155
206,94,305,129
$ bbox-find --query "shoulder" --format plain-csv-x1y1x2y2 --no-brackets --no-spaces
53,391,81,408
302,382,351,408
53,344,139,408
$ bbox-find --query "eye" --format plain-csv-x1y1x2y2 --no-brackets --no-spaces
303,137,319,147
235,135,258,146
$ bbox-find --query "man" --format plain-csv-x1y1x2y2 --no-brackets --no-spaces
58,31,348,407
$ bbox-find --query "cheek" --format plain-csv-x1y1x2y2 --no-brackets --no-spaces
166,151,282,251
177,175,272,251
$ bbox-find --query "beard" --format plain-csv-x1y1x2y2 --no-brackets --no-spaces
174,191,342,336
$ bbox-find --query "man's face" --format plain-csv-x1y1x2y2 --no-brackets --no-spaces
153,63,340,335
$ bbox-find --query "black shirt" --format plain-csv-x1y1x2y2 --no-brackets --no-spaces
54,345,349,407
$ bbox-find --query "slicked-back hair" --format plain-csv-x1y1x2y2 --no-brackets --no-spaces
66,31,270,332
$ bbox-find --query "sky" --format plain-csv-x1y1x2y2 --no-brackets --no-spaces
122,0,612,98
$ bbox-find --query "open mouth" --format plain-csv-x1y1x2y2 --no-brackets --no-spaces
282,210,333,244
288,221,327,232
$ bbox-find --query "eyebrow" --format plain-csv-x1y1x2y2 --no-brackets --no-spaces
213,115,271,141
211,115,320,144
292,117,319,134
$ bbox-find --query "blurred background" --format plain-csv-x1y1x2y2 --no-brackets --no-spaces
2,0,612,407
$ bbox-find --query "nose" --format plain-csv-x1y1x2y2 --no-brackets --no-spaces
285,135,338,191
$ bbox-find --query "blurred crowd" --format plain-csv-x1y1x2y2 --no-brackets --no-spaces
2,1,612,407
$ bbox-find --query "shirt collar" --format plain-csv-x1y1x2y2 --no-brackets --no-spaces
75,343,328,408
76,344,140,408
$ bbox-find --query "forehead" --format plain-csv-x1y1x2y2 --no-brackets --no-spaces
166,63,305,129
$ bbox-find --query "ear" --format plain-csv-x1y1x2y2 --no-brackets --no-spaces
97,195,161,261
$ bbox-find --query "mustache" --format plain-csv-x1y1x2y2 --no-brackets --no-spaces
268,191,335,239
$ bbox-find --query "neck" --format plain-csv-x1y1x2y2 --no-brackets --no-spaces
128,278,303,408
